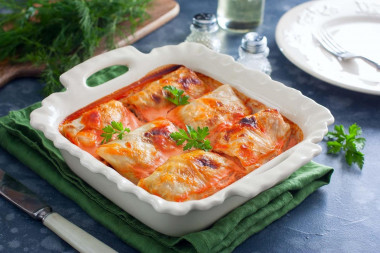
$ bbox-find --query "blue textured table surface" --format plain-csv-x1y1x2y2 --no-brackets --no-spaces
1,0,379,252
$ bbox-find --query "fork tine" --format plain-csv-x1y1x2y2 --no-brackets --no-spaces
316,29,338,55
319,30,340,53
316,29,344,56
321,29,345,53
315,28,380,70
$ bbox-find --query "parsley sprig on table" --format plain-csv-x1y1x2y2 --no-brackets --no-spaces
326,123,365,169
0,0,151,96
163,85,190,106
170,125,212,151
100,121,130,144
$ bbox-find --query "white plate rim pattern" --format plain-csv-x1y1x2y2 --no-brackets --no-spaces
275,0,380,95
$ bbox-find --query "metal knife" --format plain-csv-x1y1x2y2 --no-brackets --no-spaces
0,168,117,253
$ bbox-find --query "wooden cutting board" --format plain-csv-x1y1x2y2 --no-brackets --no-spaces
0,0,179,88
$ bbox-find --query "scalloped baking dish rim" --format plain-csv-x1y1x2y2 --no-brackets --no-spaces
30,42,334,236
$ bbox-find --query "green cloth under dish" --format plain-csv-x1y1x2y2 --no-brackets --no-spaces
0,69,333,253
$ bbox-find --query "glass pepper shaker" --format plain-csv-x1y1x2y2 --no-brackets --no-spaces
237,32,272,75
185,13,221,52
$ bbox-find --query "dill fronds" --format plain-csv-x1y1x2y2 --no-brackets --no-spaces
0,0,152,96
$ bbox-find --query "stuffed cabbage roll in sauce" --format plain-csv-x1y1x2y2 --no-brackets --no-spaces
138,150,247,201
213,109,292,172
96,118,183,184
167,84,251,133
60,100,140,157
122,66,214,122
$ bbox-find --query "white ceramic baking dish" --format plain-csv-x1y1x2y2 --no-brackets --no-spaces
30,42,334,236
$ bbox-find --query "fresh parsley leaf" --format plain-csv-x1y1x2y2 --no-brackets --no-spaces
326,141,342,154
354,137,366,150
100,121,130,144
170,125,212,151
111,121,124,131
326,123,366,169
163,85,190,106
102,125,114,133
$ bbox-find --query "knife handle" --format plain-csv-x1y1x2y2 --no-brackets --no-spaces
43,212,117,253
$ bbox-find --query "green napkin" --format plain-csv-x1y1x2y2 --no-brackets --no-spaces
0,68,333,252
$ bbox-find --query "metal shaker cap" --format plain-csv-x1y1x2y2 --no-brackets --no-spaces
241,32,268,54
192,13,218,32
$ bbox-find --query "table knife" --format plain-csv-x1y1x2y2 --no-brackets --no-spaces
0,168,117,253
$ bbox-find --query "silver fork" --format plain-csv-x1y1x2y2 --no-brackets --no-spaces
315,29,380,71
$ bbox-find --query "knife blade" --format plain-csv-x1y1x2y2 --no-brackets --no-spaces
0,168,117,253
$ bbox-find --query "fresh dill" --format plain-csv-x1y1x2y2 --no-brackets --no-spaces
0,0,151,96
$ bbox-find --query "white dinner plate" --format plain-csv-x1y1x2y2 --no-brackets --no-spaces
275,0,380,95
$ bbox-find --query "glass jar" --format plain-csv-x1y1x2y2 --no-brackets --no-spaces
237,32,272,75
185,13,221,52
217,0,265,33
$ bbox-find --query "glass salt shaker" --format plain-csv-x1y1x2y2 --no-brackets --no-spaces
237,32,272,75
185,13,221,52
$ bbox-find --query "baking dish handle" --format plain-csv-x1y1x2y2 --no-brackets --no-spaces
59,46,144,90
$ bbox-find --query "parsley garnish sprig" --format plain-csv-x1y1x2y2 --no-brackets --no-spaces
326,123,365,169
163,85,190,106
100,121,130,144
170,125,212,151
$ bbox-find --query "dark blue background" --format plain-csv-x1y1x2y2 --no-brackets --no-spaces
1,0,379,252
